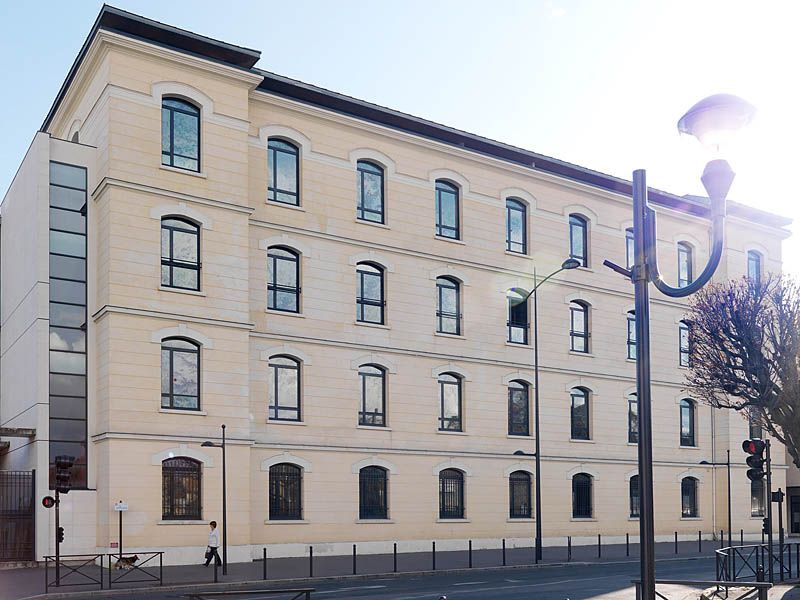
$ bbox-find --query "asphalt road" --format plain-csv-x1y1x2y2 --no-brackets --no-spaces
98,557,717,600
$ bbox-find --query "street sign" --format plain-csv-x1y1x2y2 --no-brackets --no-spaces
42,496,56,509
772,490,785,503
114,501,128,512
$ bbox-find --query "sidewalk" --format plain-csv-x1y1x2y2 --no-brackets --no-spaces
1,539,714,600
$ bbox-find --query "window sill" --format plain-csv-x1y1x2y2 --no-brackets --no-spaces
626,358,637,363
266,199,305,212
505,341,530,348
159,285,206,297
628,517,640,521
569,350,594,358
356,519,394,524
507,434,533,439
570,517,597,522
266,309,305,318
357,425,392,431
355,219,390,230
434,332,465,340
679,445,701,450
159,408,207,416
569,438,594,443
437,430,468,436
434,235,466,245
504,250,529,258
680,517,703,521
436,518,470,523
157,520,207,525
265,519,308,525
267,420,306,426
575,265,594,273
354,321,391,330
627,442,638,446
160,165,207,179
507,518,535,523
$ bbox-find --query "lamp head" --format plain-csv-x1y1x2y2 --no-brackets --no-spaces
201,441,215,448
561,258,581,270
677,94,755,151
699,460,711,465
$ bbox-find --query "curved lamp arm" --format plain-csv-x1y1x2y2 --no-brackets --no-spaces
518,264,570,303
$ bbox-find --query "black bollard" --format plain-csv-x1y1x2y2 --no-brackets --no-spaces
626,533,630,557
309,546,313,578
469,540,472,568
568,536,572,561
432,541,436,571
352,544,357,575
502,538,506,566
598,534,601,558
675,531,678,554
698,531,702,553
393,542,397,573
262,547,267,580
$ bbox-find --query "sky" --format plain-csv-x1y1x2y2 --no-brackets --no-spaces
2,0,799,271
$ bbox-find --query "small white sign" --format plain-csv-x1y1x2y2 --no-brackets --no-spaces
114,502,128,512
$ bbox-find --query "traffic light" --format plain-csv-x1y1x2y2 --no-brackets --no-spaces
762,517,770,535
54,455,75,494
57,527,65,543
742,439,767,481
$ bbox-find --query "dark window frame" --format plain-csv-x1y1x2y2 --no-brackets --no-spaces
435,180,460,240
572,473,593,518
161,337,200,411
161,217,201,291
356,262,385,325
438,373,463,432
679,321,691,367
161,457,202,520
508,380,530,436
268,355,301,422
358,364,386,427
627,311,637,360
505,198,527,254
681,476,698,518
749,415,763,439
569,214,588,266
161,97,200,172
751,478,766,517
359,466,389,519
356,160,385,223
269,463,302,520
630,474,640,518
747,250,762,283
436,277,461,335
267,246,301,313
677,242,693,287
569,301,590,353
267,138,300,206
439,468,465,519
625,227,635,269
628,393,639,444
507,294,529,345
680,399,696,447
570,387,590,440
509,470,532,519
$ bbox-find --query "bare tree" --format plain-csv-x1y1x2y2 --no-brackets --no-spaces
686,275,800,468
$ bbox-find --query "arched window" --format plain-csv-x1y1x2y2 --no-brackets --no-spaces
509,471,532,519
570,387,590,440
572,473,592,518
438,373,462,431
677,242,693,287
751,479,766,517
679,320,691,367
359,466,388,519
747,251,762,283
507,292,529,344
161,217,200,291
749,414,763,439
680,399,696,447
569,301,589,353
439,468,464,519
357,160,384,223
508,380,529,436
681,476,698,517
267,246,300,313
569,214,588,266
269,463,302,520
162,98,200,172
161,338,200,410
435,180,460,240
268,139,300,206
629,474,640,518
268,355,300,421
436,276,461,335
627,310,637,360
506,198,527,254
162,457,201,520
628,393,638,444
356,262,385,324
625,228,635,269
358,364,386,426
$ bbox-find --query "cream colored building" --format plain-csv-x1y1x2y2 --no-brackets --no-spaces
0,6,794,565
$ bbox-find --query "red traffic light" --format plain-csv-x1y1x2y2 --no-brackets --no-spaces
742,439,766,455
42,496,56,509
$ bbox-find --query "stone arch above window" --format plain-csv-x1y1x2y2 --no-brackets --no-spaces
348,251,395,272
152,81,214,115
563,379,596,394
67,119,82,142
260,452,313,473
259,345,313,365
563,292,596,306
150,444,214,467
562,204,598,225
672,233,703,249
428,266,470,286
350,456,398,474
565,465,599,480
431,363,471,381
349,353,397,373
504,462,535,478
257,124,312,152
150,325,213,349
501,371,535,386
428,169,470,194
432,458,473,477
258,235,311,256
675,469,704,483
624,469,639,482
500,187,537,210
149,203,214,230
348,148,397,175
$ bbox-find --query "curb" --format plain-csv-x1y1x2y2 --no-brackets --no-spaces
19,554,714,600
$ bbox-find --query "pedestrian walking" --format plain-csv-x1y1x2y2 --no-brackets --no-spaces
204,520,222,567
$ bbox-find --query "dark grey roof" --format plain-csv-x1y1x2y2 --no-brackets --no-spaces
41,5,791,229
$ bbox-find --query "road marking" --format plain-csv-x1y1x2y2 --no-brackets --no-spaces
452,581,487,585
314,585,388,595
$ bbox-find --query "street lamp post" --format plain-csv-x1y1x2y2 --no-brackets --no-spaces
509,257,580,563
202,424,227,575
603,95,755,600
701,449,732,574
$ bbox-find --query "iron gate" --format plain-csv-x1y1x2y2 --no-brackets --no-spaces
0,470,35,561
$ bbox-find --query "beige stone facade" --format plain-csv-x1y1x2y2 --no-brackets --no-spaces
0,7,794,565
